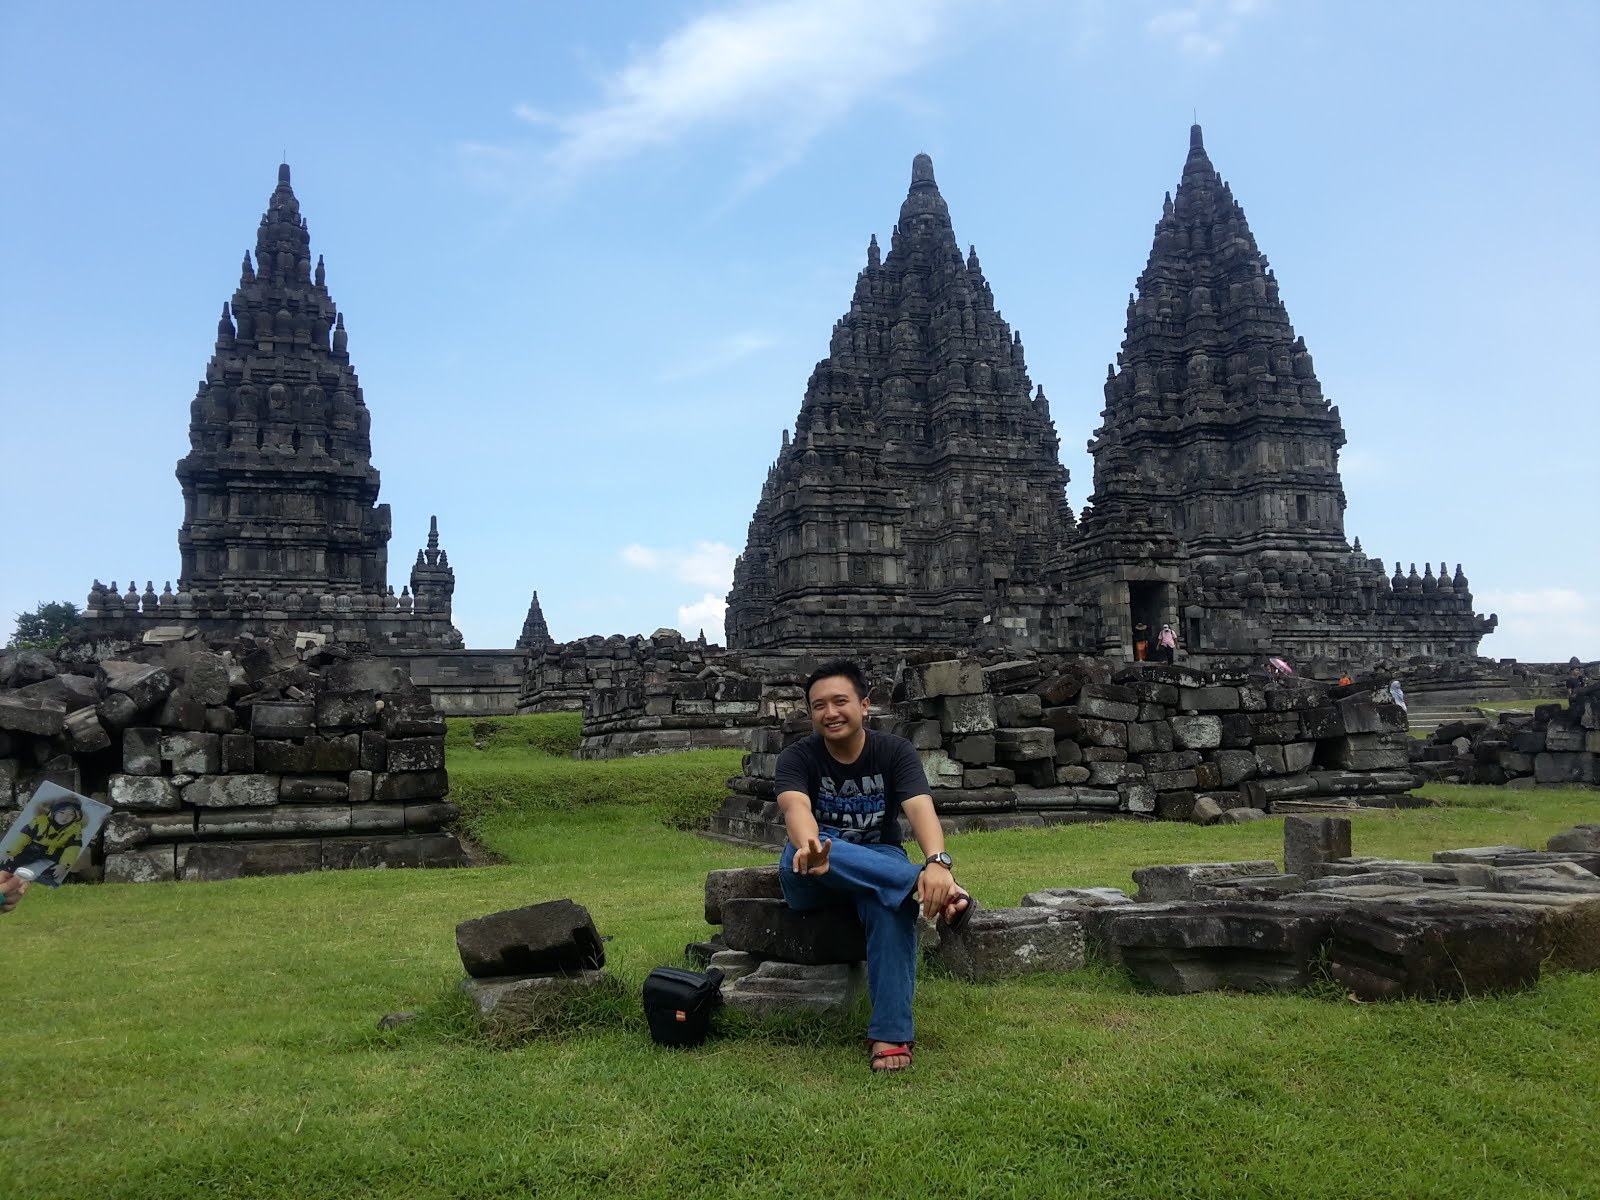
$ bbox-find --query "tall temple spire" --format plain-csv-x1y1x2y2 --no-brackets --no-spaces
516,589,551,653
726,153,1078,651
175,162,392,595
1065,125,1494,663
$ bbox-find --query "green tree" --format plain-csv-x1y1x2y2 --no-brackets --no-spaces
8,601,83,649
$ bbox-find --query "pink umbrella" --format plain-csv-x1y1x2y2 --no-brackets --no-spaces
1268,657,1294,676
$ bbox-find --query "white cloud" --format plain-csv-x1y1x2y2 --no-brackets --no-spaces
659,331,779,382
1478,587,1599,663
1145,0,1269,59
486,0,961,190
678,593,729,644
620,541,738,590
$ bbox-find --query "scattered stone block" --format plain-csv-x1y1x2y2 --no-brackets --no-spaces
387,736,445,772
160,731,220,774
1329,905,1547,1001
704,865,783,924
463,970,616,1038
1171,715,1223,750
456,899,606,978
280,775,350,803
99,662,175,711
721,961,865,1019
932,906,1086,981
1132,860,1279,902
706,949,763,984
1021,887,1133,910
64,707,111,753
993,727,1055,761
720,897,866,965
1101,902,1335,993
903,659,985,700
1549,826,1600,854
1283,815,1352,879
375,769,448,802
0,694,67,737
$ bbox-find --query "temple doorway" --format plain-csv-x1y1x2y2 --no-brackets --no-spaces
1128,581,1168,659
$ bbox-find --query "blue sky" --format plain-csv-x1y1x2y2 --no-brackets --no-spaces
2,1,1595,660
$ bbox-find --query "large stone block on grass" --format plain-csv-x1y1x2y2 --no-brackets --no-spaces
721,960,865,1019
1549,826,1600,854
463,970,617,1039
704,865,783,924
455,899,606,979
720,897,866,964
1283,815,1352,879
1132,860,1279,903
931,906,1086,981
1100,902,1335,993
1329,904,1547,1001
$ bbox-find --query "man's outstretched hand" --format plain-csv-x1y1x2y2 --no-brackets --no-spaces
793,835,832,875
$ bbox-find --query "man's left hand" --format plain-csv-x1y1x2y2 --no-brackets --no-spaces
0,870,28,915
918,862,956,921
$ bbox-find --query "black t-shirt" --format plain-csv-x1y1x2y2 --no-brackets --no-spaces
773,730,931,845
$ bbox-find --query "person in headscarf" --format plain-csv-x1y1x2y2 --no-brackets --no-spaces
1157,624,1177,663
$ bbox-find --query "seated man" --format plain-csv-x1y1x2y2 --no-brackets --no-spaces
775,659,973,1073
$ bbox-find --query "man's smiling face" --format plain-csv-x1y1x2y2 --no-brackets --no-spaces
808,674,869,747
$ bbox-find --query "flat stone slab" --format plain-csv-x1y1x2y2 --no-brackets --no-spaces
462,970,616,1038
1329,904,1547,1001
720,897,866,965
706,949,763,984
1020,886,1134,910
721,960,865,1019
1100,902,1335,994
456,899,606,978
932,906,1086,981
1132,861,1279,902
704,864,783,925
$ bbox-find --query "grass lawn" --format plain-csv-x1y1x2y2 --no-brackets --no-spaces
3,728,1598,1198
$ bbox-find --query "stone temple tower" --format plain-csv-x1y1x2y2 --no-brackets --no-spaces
175,163,388,594
1065,126,1494,664
725,155,1086,651
83,165,462,649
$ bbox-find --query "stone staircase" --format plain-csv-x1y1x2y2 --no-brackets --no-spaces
1407,704,1486,736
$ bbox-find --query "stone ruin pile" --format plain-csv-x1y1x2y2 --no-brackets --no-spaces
1412,685,1600,787
516,629,712,714
454,899,615,1039
712,656,1422,845
685,816,1600,1014
0,636,463,884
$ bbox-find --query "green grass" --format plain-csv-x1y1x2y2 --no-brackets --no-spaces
3,749,1599,1197
443,713,744,836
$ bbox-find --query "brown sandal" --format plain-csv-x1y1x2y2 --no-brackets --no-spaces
869,1042,914,1072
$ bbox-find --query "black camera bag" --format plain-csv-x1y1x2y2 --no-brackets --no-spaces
642,966,724,1048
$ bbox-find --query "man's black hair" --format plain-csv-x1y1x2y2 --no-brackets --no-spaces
806,659,870,700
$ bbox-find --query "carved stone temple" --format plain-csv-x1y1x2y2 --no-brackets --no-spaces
727,133,1496,666
725,154,1088,652
82,164,463,651
1065,126,1495,664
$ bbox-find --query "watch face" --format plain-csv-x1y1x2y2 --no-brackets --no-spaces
928,853,952,868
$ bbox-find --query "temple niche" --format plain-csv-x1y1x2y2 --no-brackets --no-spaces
82,165,462,650
725,155,1088,652
1064,126,1495,665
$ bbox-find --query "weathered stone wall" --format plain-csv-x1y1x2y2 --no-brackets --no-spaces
1412,685,1600,788
710,655,1421,846
0,635,463,884
385,649,525,717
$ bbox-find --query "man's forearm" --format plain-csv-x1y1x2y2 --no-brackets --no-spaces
777,791,820,849
900,794,945,858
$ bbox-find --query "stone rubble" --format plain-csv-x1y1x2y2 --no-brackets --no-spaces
0,634,464,884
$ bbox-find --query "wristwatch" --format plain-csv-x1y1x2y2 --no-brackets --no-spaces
924,852,953,870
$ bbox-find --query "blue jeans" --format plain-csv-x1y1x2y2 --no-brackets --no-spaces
778,835,923,1044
